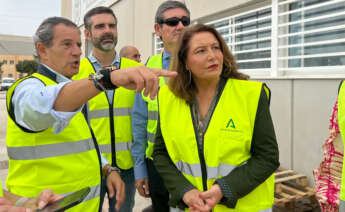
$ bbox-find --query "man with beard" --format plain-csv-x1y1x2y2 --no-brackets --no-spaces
73,7,141,212
131,1,191,212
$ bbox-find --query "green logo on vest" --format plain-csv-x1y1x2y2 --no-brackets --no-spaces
226,119,236,129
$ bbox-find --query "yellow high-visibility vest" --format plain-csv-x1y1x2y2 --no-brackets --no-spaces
337,81,345,210
158,79,274,211
6,73,101,212
142,53,166,159
74,57,142,169
0,180,2,197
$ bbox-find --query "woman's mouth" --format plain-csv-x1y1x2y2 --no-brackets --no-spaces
208,64,218,69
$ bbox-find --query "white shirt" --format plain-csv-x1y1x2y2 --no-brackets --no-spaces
12,64,78,134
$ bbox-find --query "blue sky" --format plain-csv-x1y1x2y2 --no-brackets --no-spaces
0,0,61,37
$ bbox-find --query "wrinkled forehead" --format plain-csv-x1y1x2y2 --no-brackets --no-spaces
53,24,81,42
162,8,189,19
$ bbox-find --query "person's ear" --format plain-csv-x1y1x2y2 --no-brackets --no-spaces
37,42,48,60
84,28,91,41
154,23,162,37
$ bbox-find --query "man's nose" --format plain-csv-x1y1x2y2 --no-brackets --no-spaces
104,24,114,32
176,21,185,29
73,45,82,56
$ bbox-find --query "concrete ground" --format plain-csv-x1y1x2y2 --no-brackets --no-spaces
0,91,151,212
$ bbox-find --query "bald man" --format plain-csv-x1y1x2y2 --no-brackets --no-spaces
120,46,141,63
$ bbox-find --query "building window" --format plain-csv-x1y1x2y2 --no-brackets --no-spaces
277,0,345,76
154,34,164,55
10,60,14,64
2,60,7,64
203,0,345,77
206,5,272,72
8,74,13,77
85,39,93,56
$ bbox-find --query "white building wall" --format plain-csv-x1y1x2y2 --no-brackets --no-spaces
259,78,341,184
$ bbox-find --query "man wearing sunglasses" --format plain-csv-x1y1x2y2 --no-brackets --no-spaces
131,1,191,212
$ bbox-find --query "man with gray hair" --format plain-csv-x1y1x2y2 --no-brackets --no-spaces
6,16,176,212
131,1,191,211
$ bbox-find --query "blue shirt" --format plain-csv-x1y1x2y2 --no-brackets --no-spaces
131,50,171,180
88,52,121,103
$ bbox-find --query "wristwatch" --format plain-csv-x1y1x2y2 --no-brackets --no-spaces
106,165,121,178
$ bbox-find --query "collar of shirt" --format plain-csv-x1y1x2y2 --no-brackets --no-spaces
41,63,71,83
162,50,171,70
88,51,121,71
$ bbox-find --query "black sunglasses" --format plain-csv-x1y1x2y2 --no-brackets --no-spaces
160,16,190,27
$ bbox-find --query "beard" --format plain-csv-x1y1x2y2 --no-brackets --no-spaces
92,33,118,52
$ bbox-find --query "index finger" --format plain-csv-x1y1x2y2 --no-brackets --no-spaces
149,68,178,78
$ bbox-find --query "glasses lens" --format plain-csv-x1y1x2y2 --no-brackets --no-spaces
181,17,190,26
163,16,190,27
164,17,180,26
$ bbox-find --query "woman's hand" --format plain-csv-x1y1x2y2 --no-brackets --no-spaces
187,184,223,212
199,184,223,209
182,189,206,212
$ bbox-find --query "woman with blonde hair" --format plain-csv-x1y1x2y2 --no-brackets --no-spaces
152,24,279,212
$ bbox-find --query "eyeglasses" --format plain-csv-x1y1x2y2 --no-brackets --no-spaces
160,16,190,27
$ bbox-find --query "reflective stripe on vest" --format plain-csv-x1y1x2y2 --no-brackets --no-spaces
338,81,345,202
147,132,156,144
144,54,163,159
62,184,100,203
6,73,101,212
175,160,237,179
7,138,94,160
159,79,274,211
88,108,132,119
98,142,132,154
148,111,159,121
74,57,142,169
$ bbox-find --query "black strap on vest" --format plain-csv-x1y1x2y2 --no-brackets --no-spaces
338,80,344,95
145,56,151,66
83,57,120,168
37,65,58,82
